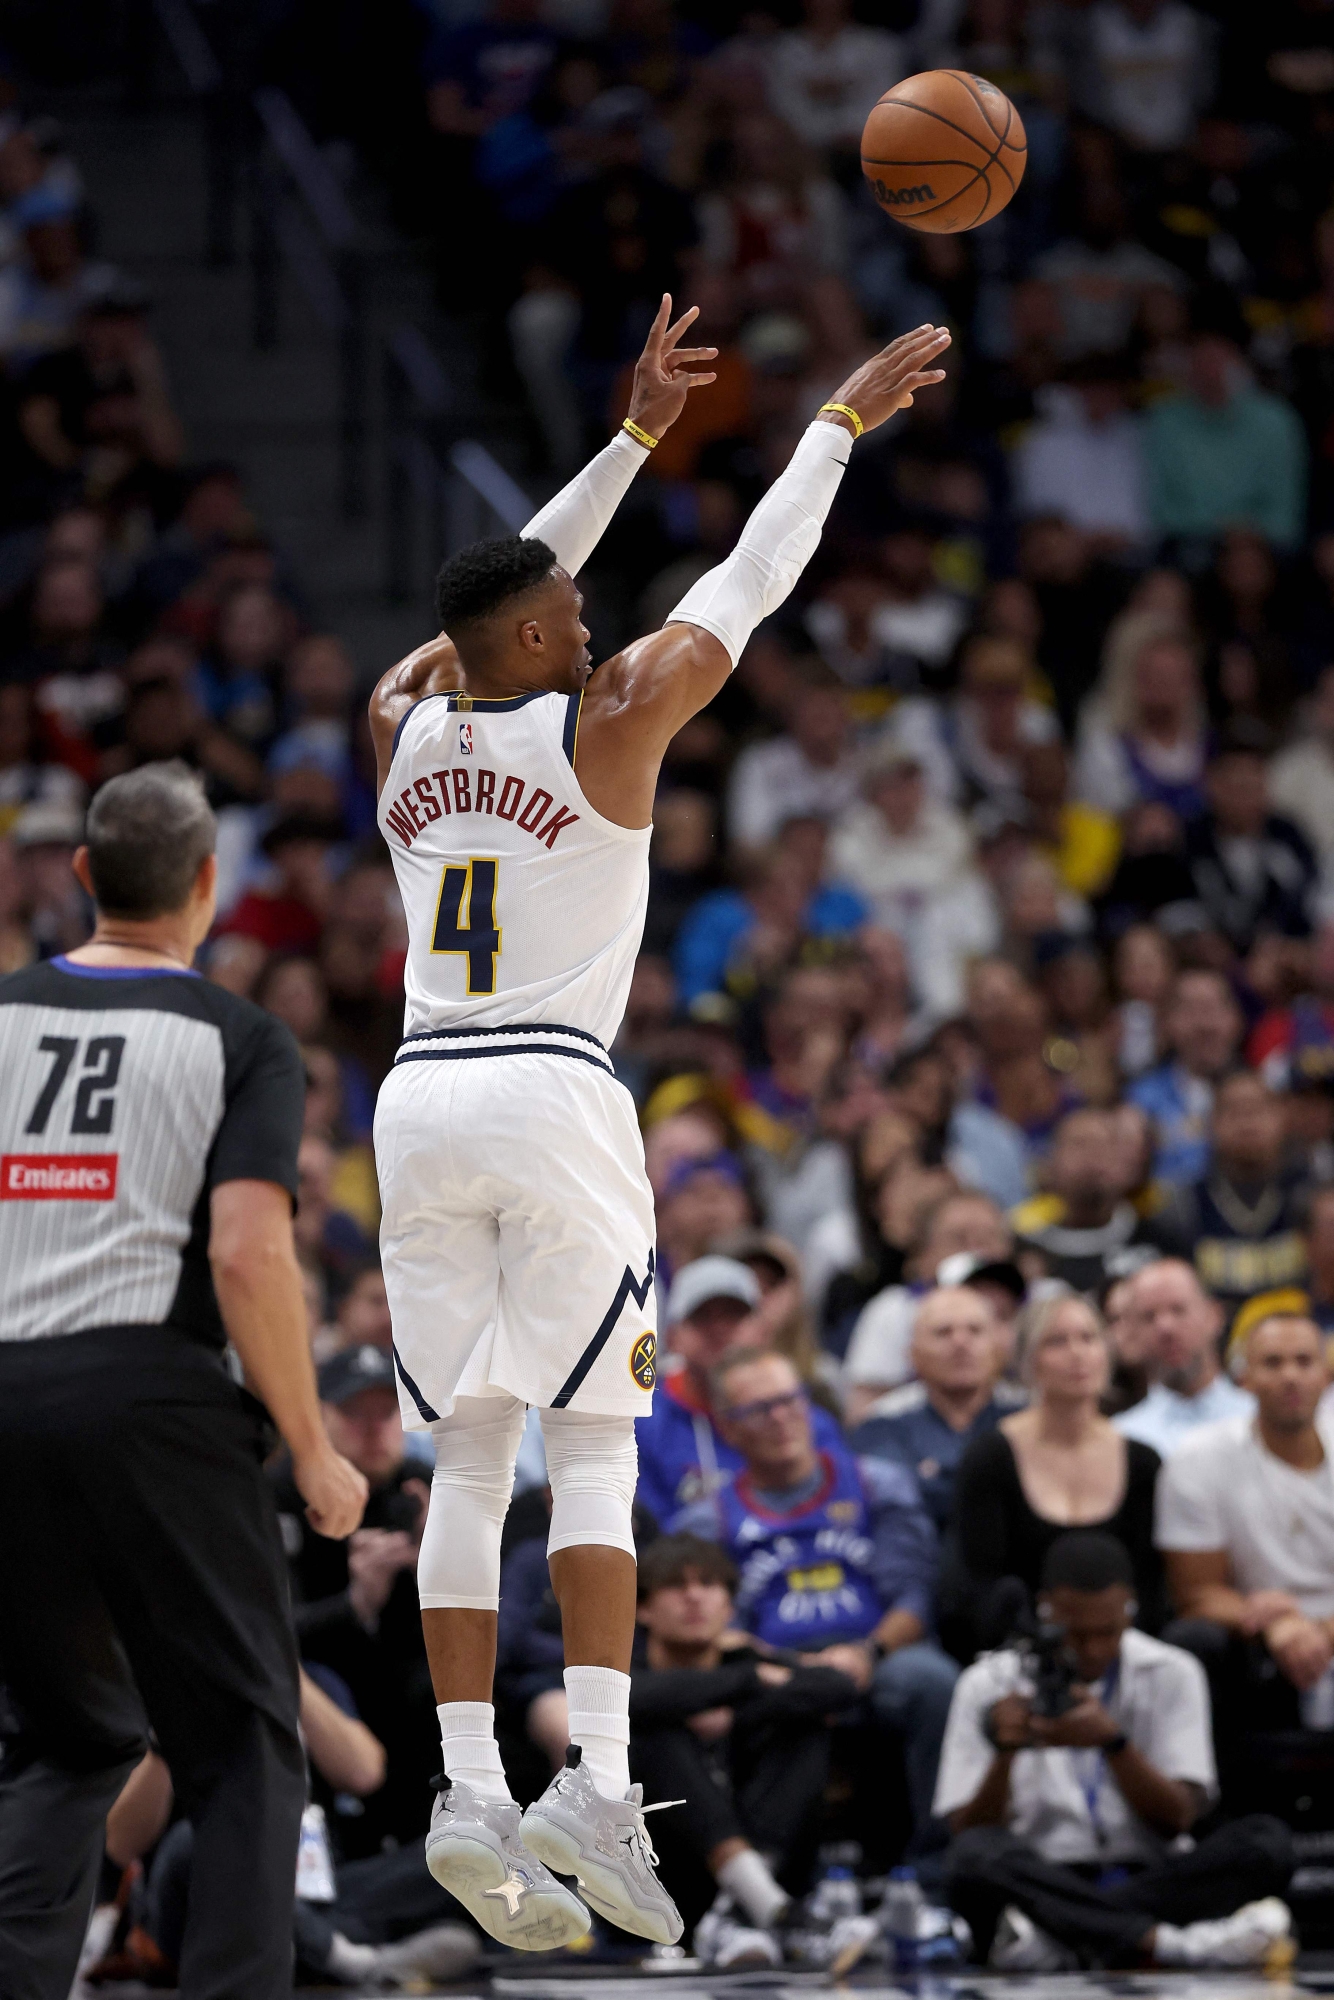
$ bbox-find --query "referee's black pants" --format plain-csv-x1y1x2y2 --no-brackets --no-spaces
0,1327,305,2000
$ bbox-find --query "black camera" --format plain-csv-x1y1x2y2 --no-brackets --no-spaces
991,1578,1079,1718
1023,1614,1080,1718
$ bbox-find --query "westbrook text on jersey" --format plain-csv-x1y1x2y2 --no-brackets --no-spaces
383,766,580,853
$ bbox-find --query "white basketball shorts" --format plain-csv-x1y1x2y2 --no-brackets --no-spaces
374,1024,658,1423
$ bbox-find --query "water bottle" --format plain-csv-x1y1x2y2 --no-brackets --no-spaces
294,1802,336,1903
1302,1663,1334,1731
809,1842,863,1924
881,1863,925,1970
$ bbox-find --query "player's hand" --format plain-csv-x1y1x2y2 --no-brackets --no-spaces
1266,1610,1334,1690
294,1441,368,1541
625,294,718,440
819,323,951,438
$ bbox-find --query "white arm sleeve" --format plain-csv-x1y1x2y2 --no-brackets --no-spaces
520,429,650,577
665,420,853,666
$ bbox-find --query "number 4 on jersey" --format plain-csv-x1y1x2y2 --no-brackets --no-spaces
431,858,501,995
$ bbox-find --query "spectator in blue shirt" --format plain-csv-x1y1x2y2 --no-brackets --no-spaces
673,817,867,1007
850,1283,1026,1531
636,1255,846,1526
1127,968,1244,1188
676,1347,958,1844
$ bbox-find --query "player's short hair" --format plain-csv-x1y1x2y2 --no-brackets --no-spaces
434,535,558,636
637,1534,738,1603
86,761,216,918
1039,1530,1135,1595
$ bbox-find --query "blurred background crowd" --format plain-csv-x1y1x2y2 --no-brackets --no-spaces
13,0,1334,1984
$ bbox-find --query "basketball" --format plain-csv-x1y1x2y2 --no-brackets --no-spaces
861,70,1026,234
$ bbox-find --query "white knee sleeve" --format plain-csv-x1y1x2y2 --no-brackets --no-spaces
417,1395,527,1610
666,420,853,666
541,1409,638,1558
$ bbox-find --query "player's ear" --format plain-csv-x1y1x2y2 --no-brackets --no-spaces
518,616,543,656
72,845,94,895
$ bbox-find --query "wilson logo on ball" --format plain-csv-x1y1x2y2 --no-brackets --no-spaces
872,181,935,206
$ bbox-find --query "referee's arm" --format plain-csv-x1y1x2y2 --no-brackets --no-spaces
211,1179,366,1537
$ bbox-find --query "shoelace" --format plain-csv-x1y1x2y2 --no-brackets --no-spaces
625,1798,685,1872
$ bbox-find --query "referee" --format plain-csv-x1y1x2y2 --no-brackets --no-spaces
0,763,366,2000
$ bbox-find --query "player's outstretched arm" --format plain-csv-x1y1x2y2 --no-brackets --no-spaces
520,292,715,577
367,294,715,795
574,324,950,829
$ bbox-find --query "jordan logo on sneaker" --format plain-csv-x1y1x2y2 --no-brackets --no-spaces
485,1871,529,1916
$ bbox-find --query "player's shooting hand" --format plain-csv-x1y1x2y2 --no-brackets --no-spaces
820,324,951,438
626,293,718,440
295,1441,368,1542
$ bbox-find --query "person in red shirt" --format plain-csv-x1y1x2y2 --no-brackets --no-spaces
221,813,339,955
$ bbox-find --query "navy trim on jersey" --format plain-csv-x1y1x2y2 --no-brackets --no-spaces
392,1340,440,1424
389,687,553,763
52,957,199,979
551,1250,655,1409
401,1021,608,1052
562,690,583,767
394,1043,620,1082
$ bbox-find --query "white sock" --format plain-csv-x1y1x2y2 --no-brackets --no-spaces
564,1665,631,1799
437,1700,512,1803
717,1848,790,1929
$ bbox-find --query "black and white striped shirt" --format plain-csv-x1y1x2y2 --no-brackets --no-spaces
0,958,304,1345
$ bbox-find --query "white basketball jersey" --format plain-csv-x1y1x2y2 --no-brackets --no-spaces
378,688,650,1047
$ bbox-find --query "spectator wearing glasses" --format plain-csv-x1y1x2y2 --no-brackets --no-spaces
676,1347,958,1845
636,1255,845,1527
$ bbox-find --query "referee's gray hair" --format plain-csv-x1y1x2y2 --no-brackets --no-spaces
86,762,216,918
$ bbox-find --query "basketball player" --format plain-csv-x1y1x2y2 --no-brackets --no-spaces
369,300,951,1949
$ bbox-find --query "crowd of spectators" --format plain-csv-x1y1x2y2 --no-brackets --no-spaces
13,0,1334,1981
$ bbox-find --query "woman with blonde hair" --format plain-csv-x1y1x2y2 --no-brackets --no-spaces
954,1289,1164,1628
1073,613,1208,823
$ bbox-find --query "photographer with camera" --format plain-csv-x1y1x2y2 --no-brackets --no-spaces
934,1532,1294,1972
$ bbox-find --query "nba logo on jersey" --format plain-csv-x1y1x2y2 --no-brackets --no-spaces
459,721,473,756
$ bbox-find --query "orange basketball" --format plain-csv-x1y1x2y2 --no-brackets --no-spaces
861,70,1026,234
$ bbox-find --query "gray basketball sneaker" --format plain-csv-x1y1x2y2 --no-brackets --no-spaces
520,1747,684,1945
424,1773,592,1951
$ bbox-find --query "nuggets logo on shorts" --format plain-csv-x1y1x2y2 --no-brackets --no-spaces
629,1330,656,1391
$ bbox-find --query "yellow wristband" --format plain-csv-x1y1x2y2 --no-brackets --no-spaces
818,402,864,438
622,418,659,450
